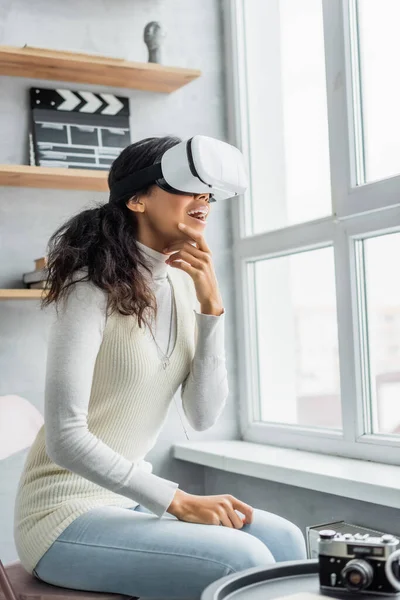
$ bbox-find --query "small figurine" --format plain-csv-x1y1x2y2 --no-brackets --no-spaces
143,21,165,64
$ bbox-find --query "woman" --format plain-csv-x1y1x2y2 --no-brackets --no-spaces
14,135,306,600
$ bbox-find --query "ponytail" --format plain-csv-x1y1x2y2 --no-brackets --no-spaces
41,135,181,328
41,200,156,329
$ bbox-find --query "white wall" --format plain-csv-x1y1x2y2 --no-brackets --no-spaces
0,0,241,564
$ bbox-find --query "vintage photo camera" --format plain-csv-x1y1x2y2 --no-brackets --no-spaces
318,529,400,595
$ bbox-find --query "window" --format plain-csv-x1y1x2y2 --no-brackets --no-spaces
356,0,400,184
361,233,400,436
253,248,341,429
226,0,400,464
241,0,331,234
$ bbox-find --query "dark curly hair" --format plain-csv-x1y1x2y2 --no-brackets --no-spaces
40,135,182,329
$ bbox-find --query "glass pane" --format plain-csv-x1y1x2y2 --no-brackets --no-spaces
357,0,400,183
243,0,331,234
253,248,341,429
364,233,400,435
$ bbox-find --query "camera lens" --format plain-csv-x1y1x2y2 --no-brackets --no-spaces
341,559,374,591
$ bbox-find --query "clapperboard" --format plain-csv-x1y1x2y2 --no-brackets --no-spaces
29,87,131,170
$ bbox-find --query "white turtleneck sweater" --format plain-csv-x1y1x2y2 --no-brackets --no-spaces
132,241,228,436
45,239,228,471
135,241,227,403
14,241,229,574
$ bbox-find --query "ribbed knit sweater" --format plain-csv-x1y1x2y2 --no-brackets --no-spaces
14,242,228,575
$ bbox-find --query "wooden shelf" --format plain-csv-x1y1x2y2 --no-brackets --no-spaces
0,45,201,92
0,289,47,300
0,165,108,191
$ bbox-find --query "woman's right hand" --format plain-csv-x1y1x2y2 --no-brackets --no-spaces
167,489,254,529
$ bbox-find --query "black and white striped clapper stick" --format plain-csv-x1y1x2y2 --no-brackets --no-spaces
33,88,128,116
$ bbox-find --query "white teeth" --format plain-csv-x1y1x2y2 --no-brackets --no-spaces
187,212,206,220
187,208,208,217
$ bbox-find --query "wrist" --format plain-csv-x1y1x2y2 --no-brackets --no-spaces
200,302,224,316
167,488,189,517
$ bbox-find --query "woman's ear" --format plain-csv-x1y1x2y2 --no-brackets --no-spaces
126,195,145,213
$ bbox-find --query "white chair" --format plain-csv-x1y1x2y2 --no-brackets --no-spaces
0,394,136,600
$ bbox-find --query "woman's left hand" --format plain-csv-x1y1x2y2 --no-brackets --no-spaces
163,222,224,316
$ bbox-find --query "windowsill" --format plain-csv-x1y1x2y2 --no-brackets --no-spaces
172,440,400,510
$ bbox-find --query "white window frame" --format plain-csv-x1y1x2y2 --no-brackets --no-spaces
223,0,400,465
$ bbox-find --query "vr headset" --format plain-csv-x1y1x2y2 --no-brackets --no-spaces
109,135,248,202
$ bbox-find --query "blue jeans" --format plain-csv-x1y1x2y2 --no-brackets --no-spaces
32,503,307,599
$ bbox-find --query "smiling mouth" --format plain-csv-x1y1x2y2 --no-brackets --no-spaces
187,214,206,223
186,210,208,223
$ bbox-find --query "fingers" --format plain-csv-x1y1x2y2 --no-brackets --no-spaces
163,240,199,254
168,260,197,278
166,250,204,270
218,513,233,528
230,496,254,524
166,242,213,280
164,242,211,269
178,222,211,253
164,242,205,260
218,506,245,529
226,507,245,529
216,498,246,530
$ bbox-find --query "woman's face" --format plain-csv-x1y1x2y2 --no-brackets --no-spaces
126,185,212,250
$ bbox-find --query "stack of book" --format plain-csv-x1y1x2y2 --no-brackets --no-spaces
23,257,49,289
